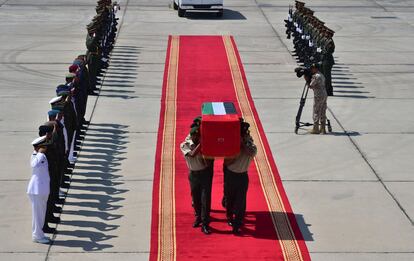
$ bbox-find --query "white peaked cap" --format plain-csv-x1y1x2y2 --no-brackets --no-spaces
31,135,47,146
49,96,62,104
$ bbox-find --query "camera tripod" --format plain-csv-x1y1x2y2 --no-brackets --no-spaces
295,83,332,134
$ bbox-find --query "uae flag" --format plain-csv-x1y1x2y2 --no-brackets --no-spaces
202,102,237,115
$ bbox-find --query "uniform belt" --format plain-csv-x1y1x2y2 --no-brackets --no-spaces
190,168,209,174
224,166,247,175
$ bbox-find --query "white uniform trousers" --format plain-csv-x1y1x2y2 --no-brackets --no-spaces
28,194,48,240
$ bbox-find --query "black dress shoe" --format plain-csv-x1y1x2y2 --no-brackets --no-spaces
192,218,202,228
232,226,240,234
43,226,56,234
201,225,211,235
60,183,70,189
221,196,226,208
55,198,65,205
49,216,61,224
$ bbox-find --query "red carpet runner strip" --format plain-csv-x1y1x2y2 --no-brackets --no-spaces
150,35,310,261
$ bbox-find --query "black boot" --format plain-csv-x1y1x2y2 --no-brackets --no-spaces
201,224,211,235
192,217,202,228
43,225,56,234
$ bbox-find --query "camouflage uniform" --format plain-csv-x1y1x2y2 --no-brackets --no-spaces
309,72,327,131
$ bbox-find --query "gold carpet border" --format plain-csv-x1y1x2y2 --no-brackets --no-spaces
222,35,304,261
158,35,179,261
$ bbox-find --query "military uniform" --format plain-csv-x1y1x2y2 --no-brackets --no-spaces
85,28,101,89
27,136,51,244
180,134,213,234
69,66,88,125
85,0,118,91
59,92,78,163
287,1,335,82
321,32,335,96
309,71,328,133
47,111,67,188
38,125,61,230
223,132,257,233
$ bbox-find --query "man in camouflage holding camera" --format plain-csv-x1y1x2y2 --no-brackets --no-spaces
305,64,328,134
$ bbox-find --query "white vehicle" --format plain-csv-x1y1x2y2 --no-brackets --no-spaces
173,0,224,17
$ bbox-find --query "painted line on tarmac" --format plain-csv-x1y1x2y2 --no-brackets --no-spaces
327,106,414,226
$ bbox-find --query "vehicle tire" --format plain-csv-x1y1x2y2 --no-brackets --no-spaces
173,1,178,10
216,10,223,17
178,7,185,17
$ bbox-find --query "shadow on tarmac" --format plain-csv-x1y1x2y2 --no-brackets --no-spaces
332,63,375,99
53,123,129,251
98,45,139,99
185,9,247,20
210,209,314,241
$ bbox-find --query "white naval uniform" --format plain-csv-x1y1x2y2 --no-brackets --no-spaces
27,152,50,240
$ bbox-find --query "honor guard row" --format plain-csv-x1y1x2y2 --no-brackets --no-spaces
27,0,120,244
285,0,336,96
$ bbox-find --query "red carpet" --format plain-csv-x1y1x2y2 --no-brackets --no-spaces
150,36,310,261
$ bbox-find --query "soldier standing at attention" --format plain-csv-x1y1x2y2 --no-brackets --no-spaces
322,29,335,96
55,85,78,164
180,124,213,235
38,125,61,233
305,63,328,134
46,110,68,192
223,119,257,234
27,136,51,244
85,24,100,90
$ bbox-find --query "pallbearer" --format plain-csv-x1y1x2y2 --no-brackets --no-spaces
223,119,257,234
180,123,213,235
200,102,240,210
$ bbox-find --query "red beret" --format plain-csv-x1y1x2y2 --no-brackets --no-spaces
69,64,79,73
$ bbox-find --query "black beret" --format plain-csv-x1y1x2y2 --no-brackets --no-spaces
38,125,54,136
